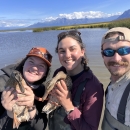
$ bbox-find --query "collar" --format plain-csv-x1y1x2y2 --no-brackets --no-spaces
25,80,39,89
110,70,130,86
72,69,92,85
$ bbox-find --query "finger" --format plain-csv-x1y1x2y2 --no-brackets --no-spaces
1,93,17,106
24,85,33,95
17,92,34,102
55,87,64,97
5,86,12,91
56,80,68,93
16,100,33,107
17,86,33,96
17,96,30,102
16,101,28,106
2,87,15,99
16,100,31,106
9,93,18,101
23,85,32,91
6,87,16,94
56,81,64,92
4,87,14,94
60,80,68,90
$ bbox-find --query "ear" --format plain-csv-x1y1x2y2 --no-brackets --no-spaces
81,48,85,56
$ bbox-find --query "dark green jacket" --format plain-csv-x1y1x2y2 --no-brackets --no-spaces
0,64,48,130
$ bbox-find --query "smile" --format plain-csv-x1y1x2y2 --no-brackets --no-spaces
65,60,73,63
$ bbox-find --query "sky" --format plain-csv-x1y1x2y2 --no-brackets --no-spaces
0,0,130,28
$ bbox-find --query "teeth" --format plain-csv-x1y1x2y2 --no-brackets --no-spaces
65,60,72,63
113,65,120,66
31,72,36,75
112,64,124,67
28,71,37,75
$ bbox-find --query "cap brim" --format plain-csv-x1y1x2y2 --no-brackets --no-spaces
27,54,51,67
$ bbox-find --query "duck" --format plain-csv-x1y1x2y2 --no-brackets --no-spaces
41,71,72,114
5,70,30,129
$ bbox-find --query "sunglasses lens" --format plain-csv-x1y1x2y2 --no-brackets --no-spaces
118,47,130,56
103,49,115,57
102,47,130,57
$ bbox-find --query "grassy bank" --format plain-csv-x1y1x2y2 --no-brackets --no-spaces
108,18,130,28
33,18,130,32
0,18,130,33
33,22,109,32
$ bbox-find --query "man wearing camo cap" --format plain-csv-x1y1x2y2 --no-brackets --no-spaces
101,27,130,130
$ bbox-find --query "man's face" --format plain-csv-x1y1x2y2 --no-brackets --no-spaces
102,34,130,81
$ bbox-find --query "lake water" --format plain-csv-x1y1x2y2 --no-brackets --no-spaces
0,28,110,130
0,28,110,87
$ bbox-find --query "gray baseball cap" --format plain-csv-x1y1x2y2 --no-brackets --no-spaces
101,27,130,46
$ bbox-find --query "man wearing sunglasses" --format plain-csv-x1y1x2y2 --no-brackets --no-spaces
101,27,130,130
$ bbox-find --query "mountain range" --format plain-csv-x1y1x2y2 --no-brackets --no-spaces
28,9,130,29
0,9,130,30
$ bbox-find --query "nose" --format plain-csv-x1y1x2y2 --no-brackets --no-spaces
31,64,39,71
112,52,122,62
65,50,71,58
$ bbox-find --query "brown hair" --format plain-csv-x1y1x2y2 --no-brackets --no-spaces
105,32,124,39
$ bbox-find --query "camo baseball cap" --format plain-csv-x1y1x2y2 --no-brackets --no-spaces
27,47,52,67
101,27,130,46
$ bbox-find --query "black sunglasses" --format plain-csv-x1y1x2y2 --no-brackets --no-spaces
102,46,130,57
58,30,81,41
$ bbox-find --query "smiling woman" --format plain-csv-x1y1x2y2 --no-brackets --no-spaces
0,47,52,130
48,29,104,130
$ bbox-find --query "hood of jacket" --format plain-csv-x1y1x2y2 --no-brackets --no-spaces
1,64,17,77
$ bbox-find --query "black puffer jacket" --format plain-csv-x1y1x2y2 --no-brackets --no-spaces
0,64,48,130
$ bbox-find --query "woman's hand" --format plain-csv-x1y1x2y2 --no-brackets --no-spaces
16,85,35,108
1,87,17,112
51,80,74,111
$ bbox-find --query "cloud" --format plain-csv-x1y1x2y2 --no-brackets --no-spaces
0,20,27,27
0,19,39,28
44,11,122,21
0,11,123,28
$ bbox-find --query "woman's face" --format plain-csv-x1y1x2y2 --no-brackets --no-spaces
23,56,48,83
58,37,85,75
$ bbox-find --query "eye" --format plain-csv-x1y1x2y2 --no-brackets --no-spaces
70,47,76,51
38,64,46,70
29,60,34,64
39,65,44,68
58,49,65,53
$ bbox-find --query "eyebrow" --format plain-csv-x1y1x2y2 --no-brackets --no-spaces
28,57,47,66
58,45,77,50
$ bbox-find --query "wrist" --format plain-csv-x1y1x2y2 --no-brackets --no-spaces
65,108,74,115
7,111,13,118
